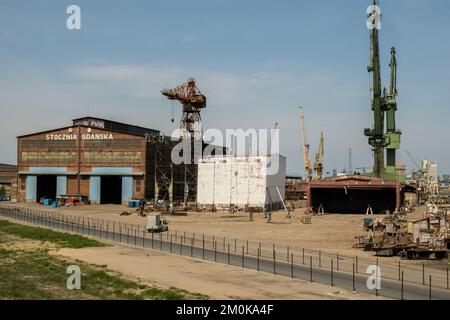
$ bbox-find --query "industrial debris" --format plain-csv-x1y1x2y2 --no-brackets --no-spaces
355,209,449,260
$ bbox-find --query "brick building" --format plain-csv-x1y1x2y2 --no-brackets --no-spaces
17,117,205,204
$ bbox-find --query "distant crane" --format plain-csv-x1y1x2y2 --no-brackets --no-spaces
162,78,207,141
268,122,279,156
405,150,420,171
313,132,324,180
299,106,311,181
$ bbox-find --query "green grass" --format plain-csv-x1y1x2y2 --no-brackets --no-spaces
0,248,208,300
0,219,105,248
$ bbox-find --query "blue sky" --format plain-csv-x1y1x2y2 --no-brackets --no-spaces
0,0,449,175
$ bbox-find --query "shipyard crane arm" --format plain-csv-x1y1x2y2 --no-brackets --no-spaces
405,150,420,170
299,106,311,180
162,78,206,140
314,132,324,179
161,78,206,110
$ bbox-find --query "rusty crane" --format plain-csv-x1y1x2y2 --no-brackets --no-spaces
162,78,207,141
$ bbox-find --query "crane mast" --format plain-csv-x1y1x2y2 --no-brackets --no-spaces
299,106,311,181
313,132,324,180
364,0,401,179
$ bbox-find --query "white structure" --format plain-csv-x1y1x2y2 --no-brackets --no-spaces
197,155,286,210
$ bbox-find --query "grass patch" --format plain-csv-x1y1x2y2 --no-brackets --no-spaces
0,219,208,300
0,248,207,300
0,219,105,248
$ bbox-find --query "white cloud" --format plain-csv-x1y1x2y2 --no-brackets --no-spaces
181,34,197,43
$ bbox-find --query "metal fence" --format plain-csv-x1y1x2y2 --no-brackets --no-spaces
0,203,449,300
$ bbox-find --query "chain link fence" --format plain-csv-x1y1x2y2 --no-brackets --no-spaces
1,203,449,300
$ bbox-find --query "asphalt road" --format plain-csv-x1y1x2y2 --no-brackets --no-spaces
1,207,450,300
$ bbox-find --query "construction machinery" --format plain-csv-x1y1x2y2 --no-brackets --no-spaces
364,0,402,180
162,78,207,141
313,132,324,180
146,214,169,233
299,106,311,181
355,213,449,259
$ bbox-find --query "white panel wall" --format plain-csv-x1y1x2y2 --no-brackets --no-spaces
197,155,285,208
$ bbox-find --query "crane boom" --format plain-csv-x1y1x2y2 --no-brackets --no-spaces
314,132,324,180
161,78,206,140
299,106,311,180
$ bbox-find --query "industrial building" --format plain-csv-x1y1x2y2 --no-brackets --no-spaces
16,117,206,204
0,163,17,200
197,155,286,210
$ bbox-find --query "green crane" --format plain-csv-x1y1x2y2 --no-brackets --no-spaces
364,0,402,180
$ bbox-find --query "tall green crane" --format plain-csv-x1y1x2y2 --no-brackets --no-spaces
364,0,402,180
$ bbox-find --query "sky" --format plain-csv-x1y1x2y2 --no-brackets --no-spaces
0,0,449,175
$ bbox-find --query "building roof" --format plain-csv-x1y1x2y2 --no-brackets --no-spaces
17,117,161,139
0,163,17,171
72,116,159,137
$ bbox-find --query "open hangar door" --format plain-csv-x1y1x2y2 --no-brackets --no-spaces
310,187,397,214
100,176,122,204
36,175,57,202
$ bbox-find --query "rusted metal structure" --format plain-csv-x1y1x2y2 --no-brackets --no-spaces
162,78,206,141
162,78,208,206
306,1,407,214
307,175,401,214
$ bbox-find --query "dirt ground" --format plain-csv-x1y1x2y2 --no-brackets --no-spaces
55,243,383,300
11,202,430,261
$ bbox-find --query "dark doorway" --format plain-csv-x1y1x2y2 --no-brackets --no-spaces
311,188,397,214
100,176,122,204
36,175,57,202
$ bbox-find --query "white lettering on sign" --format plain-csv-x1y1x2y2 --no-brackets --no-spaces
46,133,114,141
46,134,77,141
82,133,114,140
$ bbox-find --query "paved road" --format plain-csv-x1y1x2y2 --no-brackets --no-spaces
1,207,450,300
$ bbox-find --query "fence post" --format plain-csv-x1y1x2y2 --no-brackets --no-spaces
398,261,401,281
352,263,356,292
202,234,205,260
160,232,162,251
356,256,359,274
319,251,321,268
401,271,404,300
447,268,449,290
180,235,183,255
429,275,432,300
242,245,244,268
273,249,276,275
134,228,137,246
142,230,145,247
234,238,236,252
331,260,334,287
423,263,425,285
190,236,193,257
246,240,249,255
170,234,173,253
227,243,230,265
257,248,260,271
310,256,313,282
287,246,290,262
151,230,154,248
375,259,379,297
337,253,339,270
291,253,294,279
302,248,305,265
214,241,217,262
127,228,129,244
